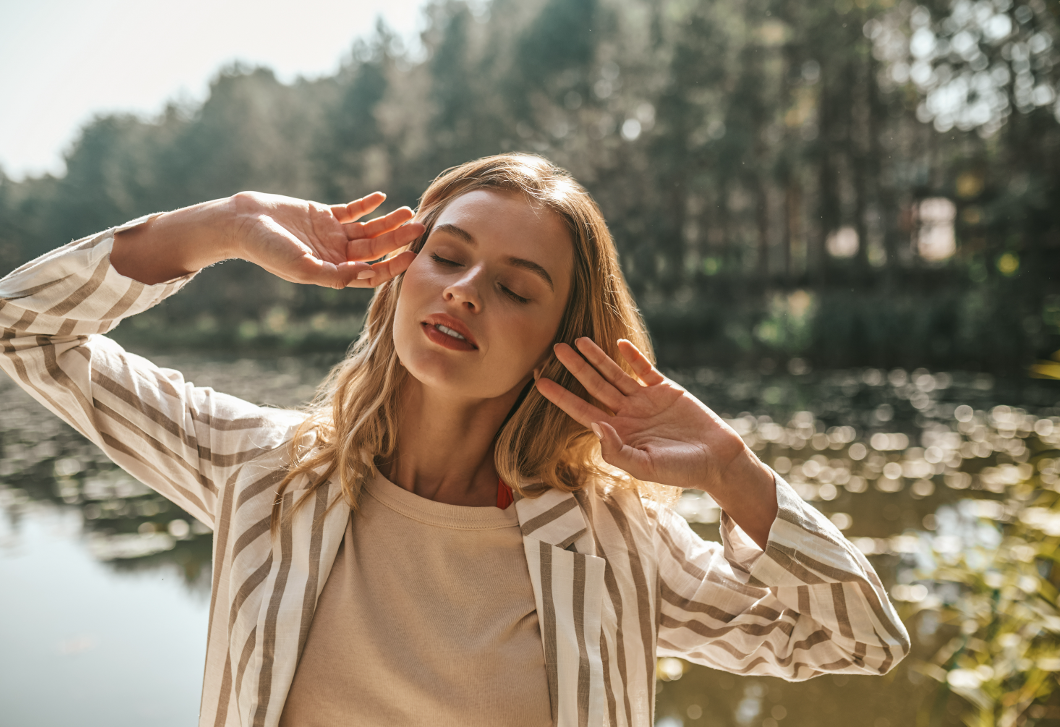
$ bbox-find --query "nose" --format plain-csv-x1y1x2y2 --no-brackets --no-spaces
443,266,483,311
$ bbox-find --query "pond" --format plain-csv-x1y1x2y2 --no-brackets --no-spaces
1,351,1058,726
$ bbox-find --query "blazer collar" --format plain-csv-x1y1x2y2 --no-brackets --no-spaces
514,486,594,554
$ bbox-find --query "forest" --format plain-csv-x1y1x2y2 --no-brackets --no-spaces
1,0,1057,372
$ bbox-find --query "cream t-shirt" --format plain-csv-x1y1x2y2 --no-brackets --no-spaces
279,470,552,726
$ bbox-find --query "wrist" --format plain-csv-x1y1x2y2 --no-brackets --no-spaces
223,191,261,262
708,446,778,526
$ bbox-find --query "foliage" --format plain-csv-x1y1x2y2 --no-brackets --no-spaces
913,449,1060,726
1,0,1058,370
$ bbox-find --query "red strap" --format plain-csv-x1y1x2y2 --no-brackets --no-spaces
496,478,514,510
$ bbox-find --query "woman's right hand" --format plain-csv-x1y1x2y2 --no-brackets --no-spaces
112,191,424,288
230,191,424,289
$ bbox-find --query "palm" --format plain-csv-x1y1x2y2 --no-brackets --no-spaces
536,338,748,493
234,191,423,289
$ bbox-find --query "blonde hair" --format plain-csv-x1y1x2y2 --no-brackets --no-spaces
271,153,679,533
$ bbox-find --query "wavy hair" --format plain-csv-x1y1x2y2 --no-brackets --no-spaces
271,153,679,534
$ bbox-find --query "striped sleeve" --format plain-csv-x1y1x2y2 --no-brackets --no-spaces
650,474,910,681
0,217,303,528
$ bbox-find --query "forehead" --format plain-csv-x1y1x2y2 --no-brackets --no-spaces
432,189,574,261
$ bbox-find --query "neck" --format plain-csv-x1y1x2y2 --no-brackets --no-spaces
376,376,529,507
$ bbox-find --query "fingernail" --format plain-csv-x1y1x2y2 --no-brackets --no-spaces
590,422,602,440
357,270,375,280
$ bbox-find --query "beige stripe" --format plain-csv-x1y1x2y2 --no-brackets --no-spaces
857,581,909,648
573,490,620,727
192,409,275,432
207,472,240,727
603,498,655,705
228,553,274,632
2,307,38,336
656,516,762,598
56,319,77,337
92,368,265,478
659,598,796,640
777,506,857,555
40,337,96,421
233,516,271,561
797,585,811,616
873,625,895,673
573,553,590,727
98,431,209,516
212,651,233,727
853,639,867,667
660,580,750,624
772,543,908,647
44,256,109,316
831,582,854,640
1,274,73,301
235,626,259,702
520,497,578,536
208,471,240,635
93,397,217,493
254,491,296,727
1,319,84,429
598,627,618,727
236,470,286,512
101,280,145,320
539,541,559,725
295,485,330,660
662,623,832,668
585,517,633,727
764,545,829,584
77,232,111,251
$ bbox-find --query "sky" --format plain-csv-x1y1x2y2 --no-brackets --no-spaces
0,0,432,180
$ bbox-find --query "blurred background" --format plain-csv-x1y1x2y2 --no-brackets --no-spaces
1,0,1060,725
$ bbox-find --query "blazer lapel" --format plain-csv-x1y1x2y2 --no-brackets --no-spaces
238,476,351,727
517,488,608,727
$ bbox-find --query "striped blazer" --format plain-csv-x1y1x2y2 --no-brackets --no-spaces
0,218,910,727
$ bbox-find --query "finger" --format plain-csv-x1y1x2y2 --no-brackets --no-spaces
346,221,425,262
330,192,386,223
343,250,417,288
279,255,367,290
594,421,654,481
344,206,416,241
535,376,610,427
554,342,626,411
617,339,665,386
574,337,642,396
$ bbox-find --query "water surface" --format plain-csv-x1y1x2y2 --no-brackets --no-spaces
2,352,1057,726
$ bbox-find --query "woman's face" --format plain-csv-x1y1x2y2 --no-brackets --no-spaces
393,189,574,402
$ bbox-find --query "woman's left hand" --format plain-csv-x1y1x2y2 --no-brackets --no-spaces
535,338,749,491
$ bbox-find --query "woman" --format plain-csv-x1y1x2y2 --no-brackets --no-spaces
0,154,909,727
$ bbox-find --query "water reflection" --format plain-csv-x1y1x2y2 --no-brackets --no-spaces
1,353,1058,725
0,353,332,592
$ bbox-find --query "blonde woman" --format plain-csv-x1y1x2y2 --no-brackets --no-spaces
0,154,908,727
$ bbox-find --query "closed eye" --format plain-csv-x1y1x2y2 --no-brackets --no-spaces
430,253,460,267
501,286,530,304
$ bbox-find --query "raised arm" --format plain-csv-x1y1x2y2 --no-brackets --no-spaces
536,335,909,678
110,191,422,287
0,192,424,526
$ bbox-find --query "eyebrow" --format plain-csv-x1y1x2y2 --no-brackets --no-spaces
433,223,555,292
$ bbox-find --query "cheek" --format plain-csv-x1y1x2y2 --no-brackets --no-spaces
492,307,562,368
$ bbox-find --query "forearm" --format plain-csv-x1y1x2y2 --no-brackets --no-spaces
111,196,238,284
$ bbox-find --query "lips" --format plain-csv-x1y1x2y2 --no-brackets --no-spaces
422,313,479,349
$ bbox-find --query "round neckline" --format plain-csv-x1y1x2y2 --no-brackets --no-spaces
364,468,519,530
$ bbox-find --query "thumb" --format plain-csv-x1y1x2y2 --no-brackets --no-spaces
591,421,648,479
